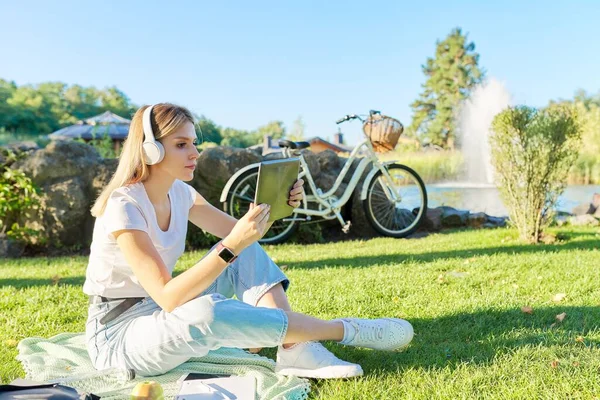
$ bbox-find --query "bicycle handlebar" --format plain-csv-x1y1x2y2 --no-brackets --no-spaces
336,111,381,124
336,114,359,124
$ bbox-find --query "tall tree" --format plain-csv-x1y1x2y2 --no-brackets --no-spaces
408,28,484,149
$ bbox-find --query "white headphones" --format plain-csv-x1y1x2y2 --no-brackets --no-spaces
142,105,165,165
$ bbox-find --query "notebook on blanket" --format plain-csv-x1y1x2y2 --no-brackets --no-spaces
176,373,256,400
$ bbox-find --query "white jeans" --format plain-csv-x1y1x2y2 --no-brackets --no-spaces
85,243,290,376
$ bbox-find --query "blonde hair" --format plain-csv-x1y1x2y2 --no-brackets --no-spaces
91,103,195,217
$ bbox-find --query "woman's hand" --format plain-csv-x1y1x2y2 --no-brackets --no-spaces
222,203,271,254
288,178,305,208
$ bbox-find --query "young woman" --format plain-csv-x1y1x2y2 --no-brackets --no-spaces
84,103,414,380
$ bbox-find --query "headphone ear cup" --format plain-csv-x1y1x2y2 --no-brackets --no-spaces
143,141,165,165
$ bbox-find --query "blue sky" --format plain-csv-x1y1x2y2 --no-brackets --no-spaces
1,0,599,144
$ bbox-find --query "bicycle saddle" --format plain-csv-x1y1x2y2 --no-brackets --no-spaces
278,140,311,149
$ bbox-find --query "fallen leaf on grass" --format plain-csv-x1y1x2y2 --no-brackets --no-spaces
572,361,580,367
552,293,567,302
51,275,61,285
575,336,585,343
521,306,534,314
555,312,567,322
5,339,18,347
551,359,560,368
279,265,288,271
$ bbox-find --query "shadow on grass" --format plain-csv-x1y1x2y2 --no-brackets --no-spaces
0,276,85,289
319,305,600,378
281,239,600,270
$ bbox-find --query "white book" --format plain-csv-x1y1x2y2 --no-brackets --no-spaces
175,375,256,400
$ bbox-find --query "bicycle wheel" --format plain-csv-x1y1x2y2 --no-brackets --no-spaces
362,163,427,238
223,167,298,244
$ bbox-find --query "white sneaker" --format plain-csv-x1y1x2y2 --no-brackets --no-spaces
275,342,363,379
338,318,414,351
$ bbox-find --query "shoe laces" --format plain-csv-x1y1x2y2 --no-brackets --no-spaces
355,320,384,343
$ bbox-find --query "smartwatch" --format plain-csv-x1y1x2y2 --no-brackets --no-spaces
216,241,238,264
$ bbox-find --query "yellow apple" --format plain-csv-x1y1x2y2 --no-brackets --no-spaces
130,381,164,400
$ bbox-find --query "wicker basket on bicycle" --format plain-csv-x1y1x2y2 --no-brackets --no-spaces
362,114,404,153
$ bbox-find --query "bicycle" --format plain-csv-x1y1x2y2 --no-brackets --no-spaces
220,110,428,244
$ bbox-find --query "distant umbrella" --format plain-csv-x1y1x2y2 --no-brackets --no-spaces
49,111,131,140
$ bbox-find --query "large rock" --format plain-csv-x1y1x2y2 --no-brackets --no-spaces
569,214,599,226
0,233,25,258
467,212,488,228
592,193,600,210
9,141,104,248
572,202,595,216
301,151,320,178
5,140,39,153
348,161,379,238
192,146,261,206
13,140,102,186
485,215,508,228
423,208,443,231
317,150,342,174
91,158,119,198
21,177,93,247
440,206,469,227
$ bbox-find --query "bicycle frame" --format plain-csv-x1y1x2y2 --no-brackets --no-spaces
283,136,401,226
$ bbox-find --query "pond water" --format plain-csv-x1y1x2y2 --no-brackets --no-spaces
426,183,600,217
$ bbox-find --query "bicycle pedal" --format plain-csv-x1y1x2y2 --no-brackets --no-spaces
342,221,352,234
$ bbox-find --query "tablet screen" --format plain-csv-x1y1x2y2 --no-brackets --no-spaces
254,158,300,222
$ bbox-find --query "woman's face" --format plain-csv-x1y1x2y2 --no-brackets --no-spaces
154,121,200,182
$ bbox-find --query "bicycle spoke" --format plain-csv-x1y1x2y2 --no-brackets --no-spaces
365,165,427,237
232,193,254,203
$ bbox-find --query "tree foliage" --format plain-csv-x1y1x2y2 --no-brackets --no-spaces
408,28,484,149
0,79,136,135
0,77,289,149
549,89,600,183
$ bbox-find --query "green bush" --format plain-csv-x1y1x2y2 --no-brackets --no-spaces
75,130,117,159
0,166,43,243
490,105,581,243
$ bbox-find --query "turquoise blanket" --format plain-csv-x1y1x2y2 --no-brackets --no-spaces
17,333,310,400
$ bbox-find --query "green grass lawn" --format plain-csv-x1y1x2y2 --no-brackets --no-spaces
2,227,600,399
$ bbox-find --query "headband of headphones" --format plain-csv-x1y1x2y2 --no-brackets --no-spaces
141,105,165,165
142,105,156,144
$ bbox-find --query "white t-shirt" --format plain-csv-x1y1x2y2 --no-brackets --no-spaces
83,180,197,298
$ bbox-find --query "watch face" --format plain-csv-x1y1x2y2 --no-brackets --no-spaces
219,247,236,263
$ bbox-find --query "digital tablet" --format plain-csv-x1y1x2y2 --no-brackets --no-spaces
254,158,300,222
